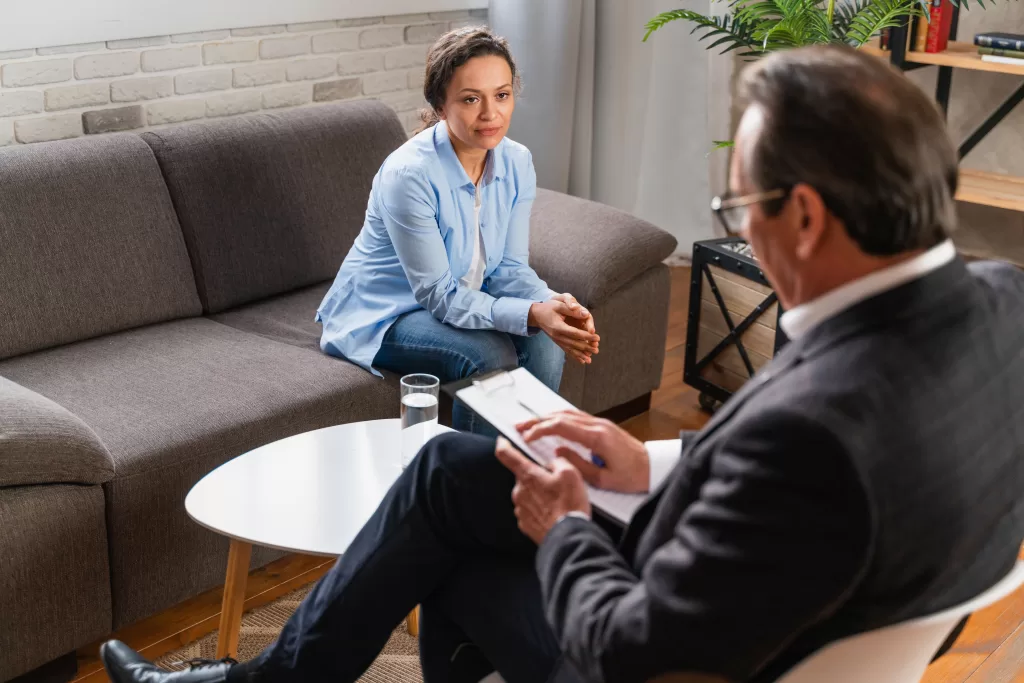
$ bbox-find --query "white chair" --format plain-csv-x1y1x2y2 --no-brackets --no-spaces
777,560,1024,682
478,561,1024,683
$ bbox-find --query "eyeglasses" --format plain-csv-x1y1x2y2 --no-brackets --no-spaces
710,188,788,236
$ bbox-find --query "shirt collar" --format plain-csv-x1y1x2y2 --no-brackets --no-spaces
779,239,958,341
433,121,504,190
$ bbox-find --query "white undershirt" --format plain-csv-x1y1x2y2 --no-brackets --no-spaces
460,182,487,290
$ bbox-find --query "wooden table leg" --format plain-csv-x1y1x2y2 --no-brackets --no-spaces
406,606,420,637
217,540,252,659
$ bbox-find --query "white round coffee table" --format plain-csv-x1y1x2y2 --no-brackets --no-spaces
185,418,449,658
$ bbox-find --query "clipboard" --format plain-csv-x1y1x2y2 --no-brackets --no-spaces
454,367,647,526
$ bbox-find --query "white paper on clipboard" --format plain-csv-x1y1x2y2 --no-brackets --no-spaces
456,367,647,525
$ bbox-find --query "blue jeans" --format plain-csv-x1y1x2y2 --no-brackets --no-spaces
373,309,565,435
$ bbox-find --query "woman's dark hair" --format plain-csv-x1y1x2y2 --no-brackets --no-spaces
415,26,521,134
737,44,958,255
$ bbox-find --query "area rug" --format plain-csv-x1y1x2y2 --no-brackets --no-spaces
153,585,423,682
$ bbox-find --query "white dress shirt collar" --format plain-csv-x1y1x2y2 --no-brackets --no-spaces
779,239,957,341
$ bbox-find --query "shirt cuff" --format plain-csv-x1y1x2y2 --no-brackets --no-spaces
646,439,683,491
492,296,536,336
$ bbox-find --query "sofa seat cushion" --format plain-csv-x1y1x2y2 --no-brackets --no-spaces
0,134,201,361
141,100,408,314
0,318,399,626
209,282,330,352
0,376,114,487
529,188,677,306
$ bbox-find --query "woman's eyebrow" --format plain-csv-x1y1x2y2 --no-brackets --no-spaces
457,83,513,94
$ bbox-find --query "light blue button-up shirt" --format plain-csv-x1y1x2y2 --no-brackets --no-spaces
316,121,557,376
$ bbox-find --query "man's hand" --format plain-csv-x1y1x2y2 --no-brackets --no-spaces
518,411,650,494
528,298,599,365
495,437,591,544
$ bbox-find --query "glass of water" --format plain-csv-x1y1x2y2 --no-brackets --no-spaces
400,374,440,468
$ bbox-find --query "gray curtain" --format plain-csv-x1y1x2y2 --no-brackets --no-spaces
488,0,594,196
489,0,726,258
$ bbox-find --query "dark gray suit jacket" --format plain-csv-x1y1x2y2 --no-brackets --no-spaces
537,257,1024,683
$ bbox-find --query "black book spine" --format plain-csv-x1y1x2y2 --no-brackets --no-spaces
975,34,1024,51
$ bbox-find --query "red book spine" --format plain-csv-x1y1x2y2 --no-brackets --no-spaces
925,0,953,53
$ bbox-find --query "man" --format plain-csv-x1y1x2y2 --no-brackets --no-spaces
101,43,1024,683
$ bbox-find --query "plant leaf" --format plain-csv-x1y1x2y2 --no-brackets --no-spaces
644,10,761,52
842,0,923,45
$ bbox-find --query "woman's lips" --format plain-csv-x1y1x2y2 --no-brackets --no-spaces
476,127,501,136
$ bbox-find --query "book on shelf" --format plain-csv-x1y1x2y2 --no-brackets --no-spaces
981,54,1024,65
978,46,1024,58
975,32,1024,51
925,0,953,53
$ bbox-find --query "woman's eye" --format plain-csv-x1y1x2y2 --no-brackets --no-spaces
464,97,478,104
497,92,509,100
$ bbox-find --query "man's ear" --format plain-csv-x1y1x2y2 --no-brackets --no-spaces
790,183,828,261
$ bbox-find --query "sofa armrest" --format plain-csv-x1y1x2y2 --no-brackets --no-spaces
0,376,114,487
528,189,678,306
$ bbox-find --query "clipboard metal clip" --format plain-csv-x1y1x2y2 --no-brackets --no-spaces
471,370,516,396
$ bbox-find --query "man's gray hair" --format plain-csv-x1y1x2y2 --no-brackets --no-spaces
737,44,958,255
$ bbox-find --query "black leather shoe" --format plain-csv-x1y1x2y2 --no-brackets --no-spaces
100,640,237,683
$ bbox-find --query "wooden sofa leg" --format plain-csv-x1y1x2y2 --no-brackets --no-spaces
407,606,420,636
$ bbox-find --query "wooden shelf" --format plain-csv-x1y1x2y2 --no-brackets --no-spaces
905,41,1024,76
956,169,1024,212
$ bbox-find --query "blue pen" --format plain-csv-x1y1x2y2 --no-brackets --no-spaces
517,399,606,468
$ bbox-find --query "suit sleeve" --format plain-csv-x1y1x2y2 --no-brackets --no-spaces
536,409,874,683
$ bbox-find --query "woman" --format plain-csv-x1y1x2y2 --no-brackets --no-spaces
317,27,599,434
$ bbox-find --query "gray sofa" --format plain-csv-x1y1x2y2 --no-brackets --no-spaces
0,100,677,682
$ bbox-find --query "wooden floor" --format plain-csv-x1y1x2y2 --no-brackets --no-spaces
73,266,1022,682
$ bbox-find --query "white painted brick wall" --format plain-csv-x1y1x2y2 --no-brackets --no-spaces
15,112,82,143
0,120,14,146
111,76,174,102
286,57,336,82
206,90,262,117
0,91,43,117
233,64,286,88
0,9,486,145
175,69,232,95
75,53,139,80
45,83,109,111
141,47,202,72
203,42,258,65
263,83,312,109
147,98,205,125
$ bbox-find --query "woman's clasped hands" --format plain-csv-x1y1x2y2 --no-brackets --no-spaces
528,292,599,364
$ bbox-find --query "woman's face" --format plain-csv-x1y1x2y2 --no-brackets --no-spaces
439,54,515,152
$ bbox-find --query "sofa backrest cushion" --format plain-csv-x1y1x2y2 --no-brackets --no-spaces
0,135,202,361
141,100,409,314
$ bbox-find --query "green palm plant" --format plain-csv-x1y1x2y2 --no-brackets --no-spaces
644,0,926,54
645,0,929,149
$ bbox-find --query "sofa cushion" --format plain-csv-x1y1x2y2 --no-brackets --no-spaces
0,135,201,361
209,281,331,352
141,100,408,314
0,485,112,681
0,376,114,487
529,188,678,306
0,317,398,627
